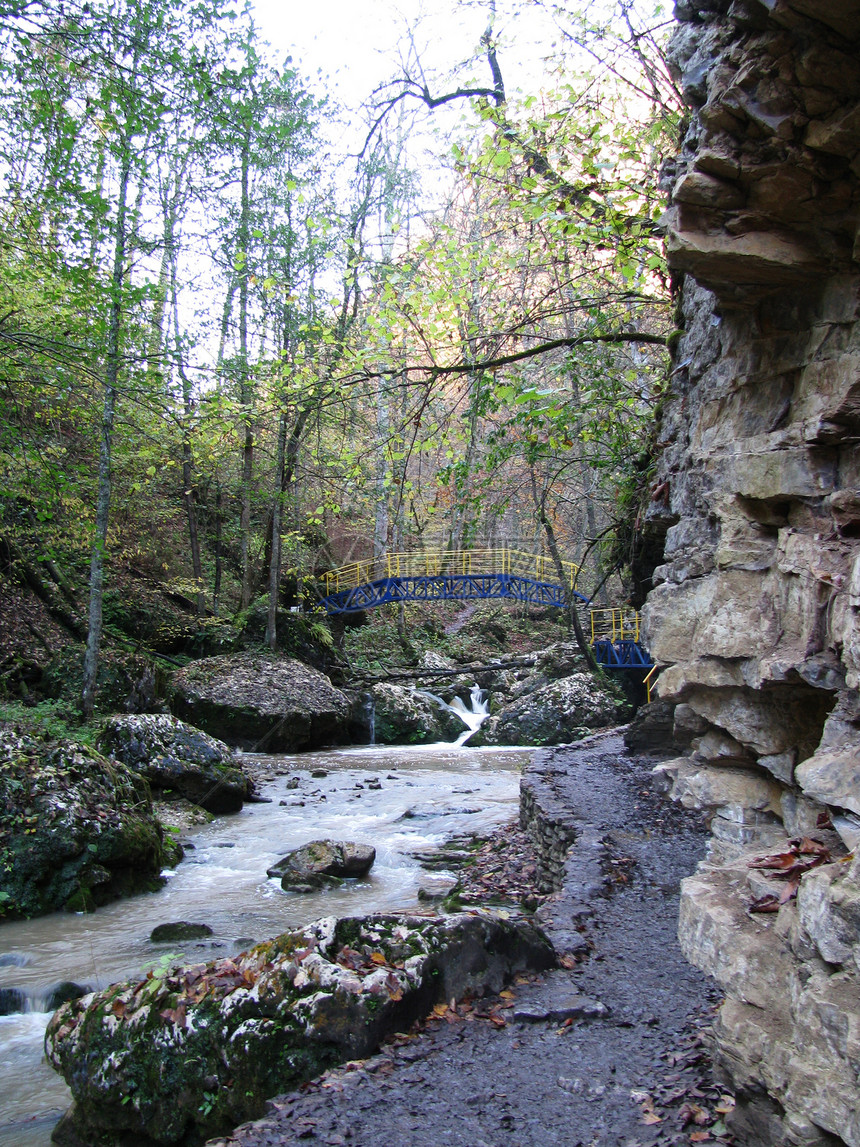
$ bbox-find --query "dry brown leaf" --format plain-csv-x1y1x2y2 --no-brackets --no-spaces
679,1102,710,1127
748,852,798,871
749,894,780,913
796,836,829,856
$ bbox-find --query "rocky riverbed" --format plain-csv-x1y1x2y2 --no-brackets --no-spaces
207,732,734,1147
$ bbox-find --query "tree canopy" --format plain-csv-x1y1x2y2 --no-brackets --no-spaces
0,0,678,711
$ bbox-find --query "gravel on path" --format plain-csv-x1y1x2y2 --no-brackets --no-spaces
208,733,733,1147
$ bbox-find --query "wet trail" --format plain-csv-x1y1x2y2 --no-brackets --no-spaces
212,734,721,1147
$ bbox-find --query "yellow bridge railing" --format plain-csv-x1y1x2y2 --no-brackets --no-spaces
322,548,582,595
589,607,641,644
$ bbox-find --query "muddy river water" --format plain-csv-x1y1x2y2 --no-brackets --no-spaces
0,742,531,1146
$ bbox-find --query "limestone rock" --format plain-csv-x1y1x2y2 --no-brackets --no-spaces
97,713,254,814
45,912,556,1146
171,653,352,752
481,672,625,747
796,863,860,967
624,699,685,753
0,726,165,919
796,750,860,816
650,0,860,1140
661,757,784,823
369,682,462,744
267,840,376,891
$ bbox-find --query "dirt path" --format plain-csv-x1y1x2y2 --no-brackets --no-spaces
209,734,730,1147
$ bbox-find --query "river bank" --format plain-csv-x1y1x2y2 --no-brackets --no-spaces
0,744,530,1146
207,731,732,1147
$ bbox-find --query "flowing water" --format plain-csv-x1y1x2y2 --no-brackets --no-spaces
0,742,531,1146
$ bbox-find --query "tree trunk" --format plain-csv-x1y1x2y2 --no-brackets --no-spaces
238,122,254,610
373,374,389,558
81,150,132,720
213,485,223,616
265,409,289,650
172,263,205,615
530,470,597,672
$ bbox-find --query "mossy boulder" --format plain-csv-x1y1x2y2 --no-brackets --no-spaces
97,714,254,815
170,653,353,752
150,921,213,943
0,726,165,920
267,840,376,891
481,672,627,746
46,911,555,1146
369,682,463,744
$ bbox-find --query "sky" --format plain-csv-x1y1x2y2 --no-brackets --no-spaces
250,0,541,112
248,0,563,229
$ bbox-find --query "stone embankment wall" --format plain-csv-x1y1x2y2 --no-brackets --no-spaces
643,2,860,1144
519,754,582,891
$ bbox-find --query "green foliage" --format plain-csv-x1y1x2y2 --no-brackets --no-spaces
0,699,90,745
0,0,674,684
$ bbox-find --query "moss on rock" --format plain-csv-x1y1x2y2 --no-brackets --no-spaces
97,713,254,814
46,911,556,1146
0,725,166,920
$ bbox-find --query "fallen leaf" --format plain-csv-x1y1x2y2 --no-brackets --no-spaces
748,852,798,871
778,880,800,905
499,990,515,1000
679,1102,709,1127
369,952,388,965
797,836,829,856
749,894,780,913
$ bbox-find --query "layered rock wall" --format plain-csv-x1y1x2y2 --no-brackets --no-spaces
643,2,860,1143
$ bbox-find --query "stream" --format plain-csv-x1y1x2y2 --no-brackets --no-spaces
0,742,531,1147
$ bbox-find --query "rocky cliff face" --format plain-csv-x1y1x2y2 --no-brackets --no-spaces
643,2,860,1145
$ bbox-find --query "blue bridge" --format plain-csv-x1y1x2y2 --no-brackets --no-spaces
317,548,653,673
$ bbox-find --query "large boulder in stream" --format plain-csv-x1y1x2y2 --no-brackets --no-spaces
170,653,352,752
268,839,376,891
97,713,254,814
46,911,556,1146
481,672,626,746
370,682,465,744
0,726,165,919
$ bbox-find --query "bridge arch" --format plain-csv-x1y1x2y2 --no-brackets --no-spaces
314,548,654,673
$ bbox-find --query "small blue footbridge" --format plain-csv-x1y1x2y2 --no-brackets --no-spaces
317,548,654,682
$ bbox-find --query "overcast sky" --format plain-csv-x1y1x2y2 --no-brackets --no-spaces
251,0,556,122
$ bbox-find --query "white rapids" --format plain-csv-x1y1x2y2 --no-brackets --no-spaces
0,741,531,1147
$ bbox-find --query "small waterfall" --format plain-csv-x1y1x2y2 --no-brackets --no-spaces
0,981,92,1016
415,683,490,746
362,693,376,746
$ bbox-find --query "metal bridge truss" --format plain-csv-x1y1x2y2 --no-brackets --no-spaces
319,572,591,615
592,637,654,669
316,550,655,673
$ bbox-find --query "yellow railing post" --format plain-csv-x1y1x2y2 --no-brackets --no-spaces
644,664,658,703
